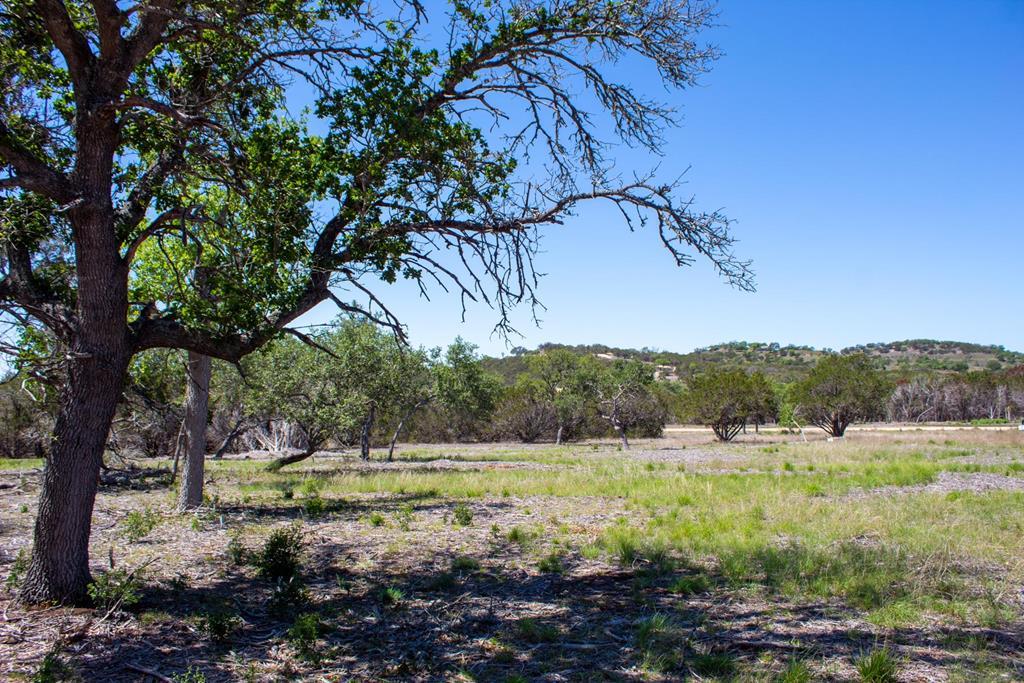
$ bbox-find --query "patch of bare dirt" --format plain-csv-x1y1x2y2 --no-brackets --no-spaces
849,472,1024,500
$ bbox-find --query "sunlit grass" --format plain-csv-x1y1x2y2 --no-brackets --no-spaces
193,436,1024,628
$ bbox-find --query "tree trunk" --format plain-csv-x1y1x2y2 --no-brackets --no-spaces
615,424,629,449
213,417,245,460
176,352,211,512
555,424,564,445
360,405,375,461
266,446,316,471
20,324,131,605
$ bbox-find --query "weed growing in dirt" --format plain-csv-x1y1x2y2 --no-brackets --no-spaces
380,586,405,607
367,511,385,527
452,503,473,526
537,552,564,574
171,665,207,682
122,508,160,541
515,618,559,643
5,548,27,590
254,525,303,581
200,610,241,643
87,568,142,610
287,612,323,662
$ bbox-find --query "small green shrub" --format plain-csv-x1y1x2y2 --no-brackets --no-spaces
505,526,534,547
395,504,415,531
287,612,323,662
122,508,160,541
367,511,386,527
87,568,142,610
200,610,241,643
537,552,564,574
268,576,309,616
32,651,74,683
254,525,303,581
226,535,249,565
171,665,207,683
452,503,473,526
303,495,325,517
5,548,28,590
451,556,481,572
856,647,899,683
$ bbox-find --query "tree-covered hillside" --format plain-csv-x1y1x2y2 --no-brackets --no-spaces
484,340,1024,383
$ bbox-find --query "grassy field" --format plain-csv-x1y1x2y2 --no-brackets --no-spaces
1,428,1022,681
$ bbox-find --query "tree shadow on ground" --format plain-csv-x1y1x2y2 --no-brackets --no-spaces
61,532,1023,683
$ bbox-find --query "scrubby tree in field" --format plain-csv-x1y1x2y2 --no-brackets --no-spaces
246,319,408,469
385,338,500,455
1,0,752,604
526,349,601,443
597,360,665,449
793,354,889,437
683,368,776,441
493,377,557,442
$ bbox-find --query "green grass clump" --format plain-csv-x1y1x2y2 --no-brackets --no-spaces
514,618,560,643
856,647,900,682
635,613,681,672
451,555,481,572
537,552,565,574
776,658,812,683
380,586,405,607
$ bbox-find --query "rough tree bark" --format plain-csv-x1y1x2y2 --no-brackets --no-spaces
20,206,132,604
176,352,211,512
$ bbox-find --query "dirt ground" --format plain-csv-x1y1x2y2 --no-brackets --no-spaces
1,428,1022,682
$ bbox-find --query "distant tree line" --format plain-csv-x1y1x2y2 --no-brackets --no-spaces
3,330,1023,462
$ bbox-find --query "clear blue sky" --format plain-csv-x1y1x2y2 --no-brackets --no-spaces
306,0,1024,356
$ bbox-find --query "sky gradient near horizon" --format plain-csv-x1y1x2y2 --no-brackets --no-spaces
305,0,1024,356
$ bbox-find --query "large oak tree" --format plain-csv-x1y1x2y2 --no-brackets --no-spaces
1,0,752,604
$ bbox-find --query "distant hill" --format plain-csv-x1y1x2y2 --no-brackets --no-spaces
482,339,1024,384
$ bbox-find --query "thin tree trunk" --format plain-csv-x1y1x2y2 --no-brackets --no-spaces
213,418,245,460
176,352,211,512
615,424,629,449
360,405,375,461
555,424,564,445
387,399,427,462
